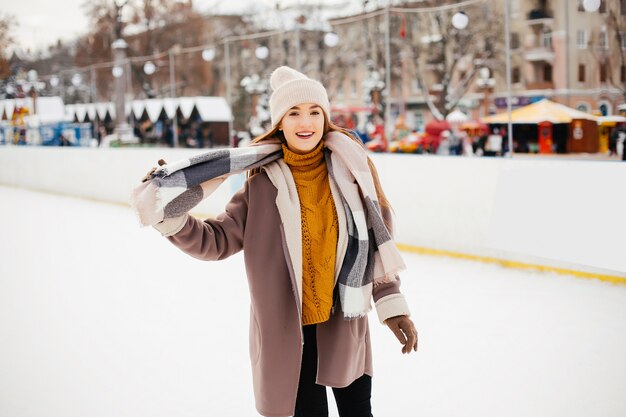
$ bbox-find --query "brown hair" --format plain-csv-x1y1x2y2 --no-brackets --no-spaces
247,116,393,227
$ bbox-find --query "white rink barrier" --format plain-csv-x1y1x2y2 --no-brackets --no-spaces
1,146,624,279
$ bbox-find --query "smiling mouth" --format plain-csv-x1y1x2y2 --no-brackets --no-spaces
296,132,314,139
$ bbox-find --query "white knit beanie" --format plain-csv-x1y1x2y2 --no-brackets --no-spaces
268,66,330,128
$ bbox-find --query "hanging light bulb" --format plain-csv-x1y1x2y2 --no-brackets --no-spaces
582,0,601,12
202,48,216,62
143,61,156,75
324,32,339,47
49,76,60,88
255,45,269,60
451,11,469,30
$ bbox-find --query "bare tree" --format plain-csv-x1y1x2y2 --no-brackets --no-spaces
0,13,17,79
76,0,206,100
604,3,626,102
404,2,503,120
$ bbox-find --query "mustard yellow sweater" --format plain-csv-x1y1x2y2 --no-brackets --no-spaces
282,142,338,325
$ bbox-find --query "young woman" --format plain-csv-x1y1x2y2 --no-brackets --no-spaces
133,66,418,417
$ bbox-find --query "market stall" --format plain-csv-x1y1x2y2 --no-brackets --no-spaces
481,99,599,153
65,96,232,146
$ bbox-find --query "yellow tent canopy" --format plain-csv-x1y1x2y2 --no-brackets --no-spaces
481,99,599,124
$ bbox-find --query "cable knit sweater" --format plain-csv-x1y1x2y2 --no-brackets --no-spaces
282,141,338,325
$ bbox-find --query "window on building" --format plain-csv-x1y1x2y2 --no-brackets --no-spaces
599,103,609,116
578,64,586,82
510,32,520,50
412,111,425,131
621,0,626,15
336,83,344,99
350,80,357,98
621,65,626,83
543,64,553,82
576,30,587,49
600,63,608,82
541,29,552,48
412,78,420,93
621,33,626,50
512,67,521,84
599,30,609,49
511,0,521,17
576,103,590,113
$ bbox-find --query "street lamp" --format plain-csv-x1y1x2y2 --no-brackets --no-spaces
363,65,385,114
112,66,124,78
504,0,514,157
241,74,269,136
142,61,157,98
476,67,495,117
71,73,82,87
112,37,132,142
168,46,181,147
22,70,46,116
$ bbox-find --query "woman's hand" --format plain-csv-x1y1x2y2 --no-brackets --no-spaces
384,315,418,354
141,159,167,183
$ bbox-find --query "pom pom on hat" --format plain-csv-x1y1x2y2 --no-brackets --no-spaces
269,66,330,127
270,66,308,90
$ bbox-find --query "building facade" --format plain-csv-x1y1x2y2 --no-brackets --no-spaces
7,0,625,137
326,0,625,131
499,0,626,116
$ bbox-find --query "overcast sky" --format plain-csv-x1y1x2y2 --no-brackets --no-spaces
3,0,371,53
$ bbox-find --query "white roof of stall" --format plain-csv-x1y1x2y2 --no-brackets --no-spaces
145,100,163,121
446,109,470,123
96,103,114,120
64,97,232,123
1,97,68,123
195,97,232,122
2,100,15,119
132,100,146,119
162,98,177,119
74,104,88,122
179,97,196,119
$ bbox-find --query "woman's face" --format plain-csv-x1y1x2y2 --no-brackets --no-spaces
279,103,325,154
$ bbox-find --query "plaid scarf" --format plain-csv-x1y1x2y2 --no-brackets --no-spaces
131,131,405,318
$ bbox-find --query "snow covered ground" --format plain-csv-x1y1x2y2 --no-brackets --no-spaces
1,185,625,417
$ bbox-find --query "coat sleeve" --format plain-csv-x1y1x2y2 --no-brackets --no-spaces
372,279,411,324
371,203,411,324
153,179,249,261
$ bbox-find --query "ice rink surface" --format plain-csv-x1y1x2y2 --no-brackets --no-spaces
1,185,625,417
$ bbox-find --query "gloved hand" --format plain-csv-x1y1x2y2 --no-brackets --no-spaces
141,159,167,183
385,315,418,354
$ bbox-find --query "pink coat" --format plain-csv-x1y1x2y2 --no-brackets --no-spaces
157,170,409,416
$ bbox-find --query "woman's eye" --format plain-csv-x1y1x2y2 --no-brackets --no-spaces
311,111,320,115
288,112,299,116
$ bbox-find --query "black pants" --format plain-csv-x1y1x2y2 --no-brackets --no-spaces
294,325,373,417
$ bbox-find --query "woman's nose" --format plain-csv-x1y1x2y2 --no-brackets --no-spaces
298,115,313,127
